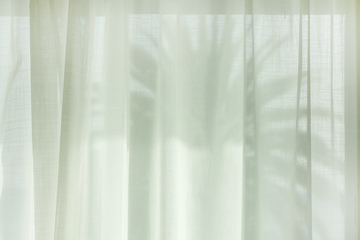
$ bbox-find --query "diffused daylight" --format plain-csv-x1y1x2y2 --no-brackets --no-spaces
0,0,359,240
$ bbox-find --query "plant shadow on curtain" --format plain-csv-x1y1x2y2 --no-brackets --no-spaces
0,1,357,240
86,13,346,240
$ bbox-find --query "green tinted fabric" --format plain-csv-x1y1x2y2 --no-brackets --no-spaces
0,0,358,239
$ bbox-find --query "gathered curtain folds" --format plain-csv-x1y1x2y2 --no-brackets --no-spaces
0,0,359,239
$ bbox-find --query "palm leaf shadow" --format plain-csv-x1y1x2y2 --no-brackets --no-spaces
128,13,342,240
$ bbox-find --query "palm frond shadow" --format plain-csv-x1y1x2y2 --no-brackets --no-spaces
128,14,343,240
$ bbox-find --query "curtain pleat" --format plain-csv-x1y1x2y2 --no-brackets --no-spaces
29,0,68,239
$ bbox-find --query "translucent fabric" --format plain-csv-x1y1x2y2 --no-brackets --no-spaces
0,0,358,239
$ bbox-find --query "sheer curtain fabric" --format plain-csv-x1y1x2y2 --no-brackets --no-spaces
0,0,359,239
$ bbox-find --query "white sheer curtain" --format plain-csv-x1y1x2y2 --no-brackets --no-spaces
0,0,358,239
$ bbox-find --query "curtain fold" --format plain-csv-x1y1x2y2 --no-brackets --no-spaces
0,0,358,239
29,1,68,239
